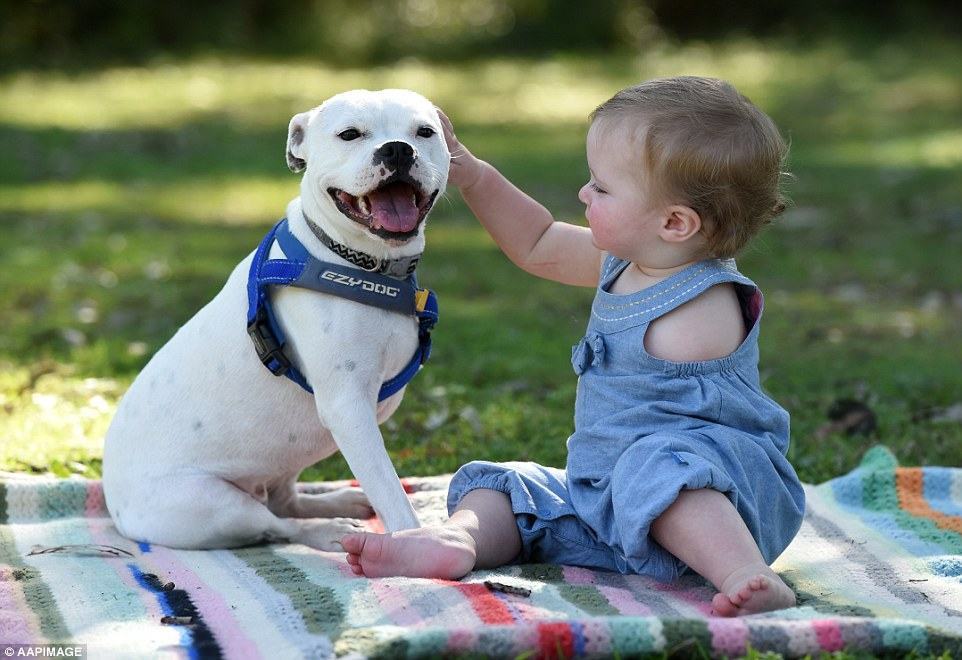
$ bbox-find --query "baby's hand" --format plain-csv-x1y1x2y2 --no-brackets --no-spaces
437,108,484,190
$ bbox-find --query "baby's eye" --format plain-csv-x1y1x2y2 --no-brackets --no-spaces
591,183,607,194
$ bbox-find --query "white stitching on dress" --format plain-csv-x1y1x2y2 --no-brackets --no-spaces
600,256,620,281
591,272,734,322
595,263,713,310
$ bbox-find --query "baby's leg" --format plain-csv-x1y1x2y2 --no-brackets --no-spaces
650,488,796,616
340,488,519,578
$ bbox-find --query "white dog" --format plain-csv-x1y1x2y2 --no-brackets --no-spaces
102,89,449,550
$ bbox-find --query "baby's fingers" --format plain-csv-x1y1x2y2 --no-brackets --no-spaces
436,107,454,131
435,107,460,150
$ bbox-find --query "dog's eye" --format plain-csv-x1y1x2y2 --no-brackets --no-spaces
338,128,362,141
416,126,435,138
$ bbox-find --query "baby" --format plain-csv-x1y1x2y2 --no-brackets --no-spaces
342,77,806,616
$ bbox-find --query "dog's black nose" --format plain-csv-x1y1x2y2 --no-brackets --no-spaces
373,141,415,172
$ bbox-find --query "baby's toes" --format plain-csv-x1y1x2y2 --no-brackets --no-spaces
740,578,759,596
731,584,755,605
711,592,740,617
340,533,365,555
343,551,364,575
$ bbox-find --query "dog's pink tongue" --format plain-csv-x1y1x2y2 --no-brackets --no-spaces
368,183,419,233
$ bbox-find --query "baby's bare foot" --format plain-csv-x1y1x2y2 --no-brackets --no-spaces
341,525,477,579
711,565,796,616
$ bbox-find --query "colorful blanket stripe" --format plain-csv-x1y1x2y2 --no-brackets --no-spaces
1,447,960,658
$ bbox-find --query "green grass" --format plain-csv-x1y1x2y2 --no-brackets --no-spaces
2,38,961,483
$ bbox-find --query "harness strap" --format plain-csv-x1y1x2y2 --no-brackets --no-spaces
246,219,438,401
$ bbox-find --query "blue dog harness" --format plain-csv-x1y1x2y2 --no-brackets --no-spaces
246,218,438,401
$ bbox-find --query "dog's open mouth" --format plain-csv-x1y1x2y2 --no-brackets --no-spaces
328,176,438,241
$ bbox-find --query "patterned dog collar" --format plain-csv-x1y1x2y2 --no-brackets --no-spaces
303,214,421,279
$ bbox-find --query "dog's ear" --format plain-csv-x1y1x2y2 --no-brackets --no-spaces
286,112,310,173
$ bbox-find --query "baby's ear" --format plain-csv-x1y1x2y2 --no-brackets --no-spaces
286,111,311,173
662,205,702,242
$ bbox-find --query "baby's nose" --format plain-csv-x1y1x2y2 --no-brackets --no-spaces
577,183,590,204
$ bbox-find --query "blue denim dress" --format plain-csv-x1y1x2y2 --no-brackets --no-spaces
447,257,805,582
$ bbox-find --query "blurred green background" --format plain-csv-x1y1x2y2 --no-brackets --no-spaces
1,0,960,483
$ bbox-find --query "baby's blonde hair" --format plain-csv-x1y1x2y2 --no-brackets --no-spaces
591,77,788,258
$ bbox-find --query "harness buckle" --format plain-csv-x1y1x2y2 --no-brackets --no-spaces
246,308,291,376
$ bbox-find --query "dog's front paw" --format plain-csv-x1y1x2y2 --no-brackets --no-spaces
294,517,367,551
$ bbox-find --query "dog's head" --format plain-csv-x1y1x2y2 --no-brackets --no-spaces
287,89,449,250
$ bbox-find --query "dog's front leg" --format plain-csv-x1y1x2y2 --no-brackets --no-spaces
320,395,420,532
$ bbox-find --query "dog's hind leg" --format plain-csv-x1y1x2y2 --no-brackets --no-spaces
267,479,375,521
115,474,365,551
290,490,376,520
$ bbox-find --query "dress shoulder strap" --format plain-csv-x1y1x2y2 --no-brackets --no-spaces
598,253,627,286
589,258,760,333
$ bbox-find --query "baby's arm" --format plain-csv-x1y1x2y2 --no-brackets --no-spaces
439,111,602,287
645,283,746,361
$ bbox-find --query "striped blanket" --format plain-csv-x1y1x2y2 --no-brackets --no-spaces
1,446,960,658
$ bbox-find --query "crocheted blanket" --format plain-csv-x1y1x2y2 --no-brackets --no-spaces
1,447,960,658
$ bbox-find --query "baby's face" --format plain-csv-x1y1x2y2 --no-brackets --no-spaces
578,120,664,261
